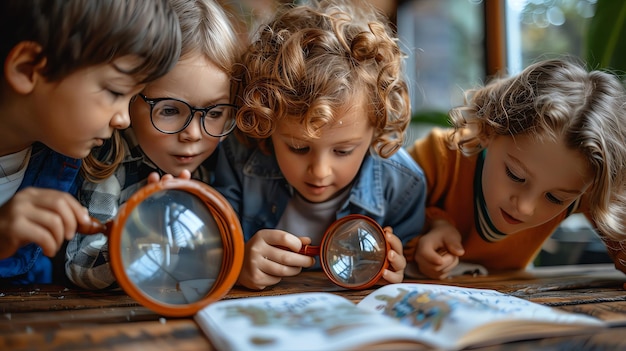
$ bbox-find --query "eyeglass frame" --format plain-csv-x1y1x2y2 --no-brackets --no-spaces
133,93,238,137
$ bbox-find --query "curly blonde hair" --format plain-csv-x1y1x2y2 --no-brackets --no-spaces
448,57,626,240
235,0,410,158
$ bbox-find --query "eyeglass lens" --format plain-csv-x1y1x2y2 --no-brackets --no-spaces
151,99,236,136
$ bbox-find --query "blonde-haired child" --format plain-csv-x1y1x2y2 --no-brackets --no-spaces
406,58,626,279
65,0,243,289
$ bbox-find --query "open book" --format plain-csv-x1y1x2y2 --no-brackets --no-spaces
194,283,606,351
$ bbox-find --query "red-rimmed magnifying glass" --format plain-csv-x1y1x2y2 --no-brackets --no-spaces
78,178,244,317
289,214,390,290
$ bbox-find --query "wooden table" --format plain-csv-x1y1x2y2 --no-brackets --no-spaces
2,263,626,350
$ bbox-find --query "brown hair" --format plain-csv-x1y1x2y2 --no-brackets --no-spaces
1,0,183,182
1,0,181,84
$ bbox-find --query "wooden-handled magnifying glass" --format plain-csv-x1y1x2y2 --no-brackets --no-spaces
77,178,244,317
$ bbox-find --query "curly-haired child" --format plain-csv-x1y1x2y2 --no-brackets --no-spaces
214,0,427,290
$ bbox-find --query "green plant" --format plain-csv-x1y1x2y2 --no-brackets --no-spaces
411,109,450,127
585,0,626,73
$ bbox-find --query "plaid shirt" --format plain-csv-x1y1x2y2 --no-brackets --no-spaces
65,129,216,289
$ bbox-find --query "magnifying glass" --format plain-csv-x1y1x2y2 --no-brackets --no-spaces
293,214,390,290
77,178,244,317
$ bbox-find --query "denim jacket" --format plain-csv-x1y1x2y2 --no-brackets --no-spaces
213,135,427,244
0,144,81,285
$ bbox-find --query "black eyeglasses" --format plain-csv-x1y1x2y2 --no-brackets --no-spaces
136,93,237,137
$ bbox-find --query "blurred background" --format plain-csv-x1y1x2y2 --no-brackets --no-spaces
222,0,624,267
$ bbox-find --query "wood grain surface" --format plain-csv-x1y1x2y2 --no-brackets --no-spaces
1,264,625,350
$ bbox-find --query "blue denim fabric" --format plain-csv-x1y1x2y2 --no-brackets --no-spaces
0,144,81,285
213,135,427,244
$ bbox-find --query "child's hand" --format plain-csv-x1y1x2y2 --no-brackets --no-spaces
380,226,407,284
414,220,465,280
0,187,91,259
147,169,192,184
237,229,315,290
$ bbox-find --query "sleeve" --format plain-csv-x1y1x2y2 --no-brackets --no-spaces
404,128,458,263
383,149,427,246
65,174,122,290
65,233,117,289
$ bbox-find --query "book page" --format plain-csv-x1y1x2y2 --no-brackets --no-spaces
357,283,606,350
195,292,421,351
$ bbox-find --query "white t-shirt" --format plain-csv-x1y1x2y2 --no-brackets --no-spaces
0,147,31,205
276,186,351,245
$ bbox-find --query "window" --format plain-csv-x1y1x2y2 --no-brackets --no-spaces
398,0,485,116
505,0,596,74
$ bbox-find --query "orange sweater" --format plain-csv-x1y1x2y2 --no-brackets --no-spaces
405,128,626,274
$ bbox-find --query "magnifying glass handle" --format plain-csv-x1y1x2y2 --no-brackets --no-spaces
276,245,321,256
77,217,109,235
299,245,320,256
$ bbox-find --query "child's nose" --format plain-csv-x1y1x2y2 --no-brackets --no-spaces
179,112,203,141
514,192,536,217
111,109,131,130
309,156,332,179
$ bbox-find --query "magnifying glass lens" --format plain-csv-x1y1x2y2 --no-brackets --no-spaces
120,189,223,305
322,218,387,289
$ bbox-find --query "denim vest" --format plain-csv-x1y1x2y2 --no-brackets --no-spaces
0,144,81,285
213,135,427,244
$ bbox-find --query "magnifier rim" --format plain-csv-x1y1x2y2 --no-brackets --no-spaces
320,214,390,290
108,178,244,317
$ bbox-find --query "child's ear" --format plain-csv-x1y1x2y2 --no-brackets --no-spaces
477,133,493,148
4,41,47,94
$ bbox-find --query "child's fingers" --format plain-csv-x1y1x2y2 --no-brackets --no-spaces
238,246,307,290
238,240,282,290
415,249,460,279
14,221,59,257
177,169,192,179
384,230,406,269
383,227,401,248
382,267,404,284
146,172,161,184
46,193,89,242
433,254,460,278
147,170,191,183
382,229,406,281
418,246,446,265
443,234,465,256
237,264,281,291
17,190,88,252
259,255,304,277
387,249,406,272
262,230,305,252
269,246,316,269
251,230,315,269
257,230,316,268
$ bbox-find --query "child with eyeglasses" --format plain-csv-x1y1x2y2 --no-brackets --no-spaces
65,0,243,290
213,0,427,290
0,0,181,285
